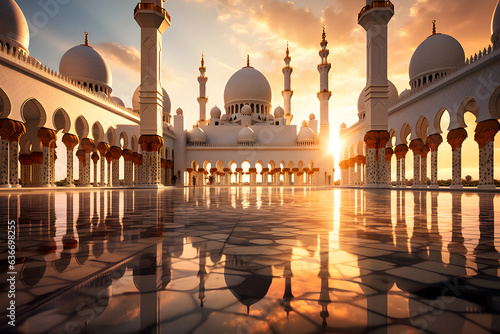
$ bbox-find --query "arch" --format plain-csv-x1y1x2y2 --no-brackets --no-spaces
106,127,116,146
456,97,479,128
349,144,356,158
0,87,12,118
308,160,314,169
22,141,32,154
433,108,450,134
357,140,365,155
216,160,225,172
298,160,304,171
92,121,105,143
119,131,129,149
415,116,429,140
287,160,294,169
400,123,412,145
203,160,211,171
268,160,277,170
165,146,170,159
191,160,199,170
131,135,138,152
21,98,46,127
487,85,500,119
344,147,349,160
53,108,71,133
75,115,89,139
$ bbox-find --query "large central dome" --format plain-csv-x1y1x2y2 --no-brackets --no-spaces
224,66,272,107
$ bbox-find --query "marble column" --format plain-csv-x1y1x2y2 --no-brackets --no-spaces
356,155,363,186
427,134,443,188
91,152,99,187
420,145,429,187
105,151,113,187
37,128,57,187
409,139,424,188
261,168,269,185
9,121,26,187
0,136,9,187
30,152,43,186
447,128,468,189
394,144,408,187
122,149,134,186
19,154,32,186
110,146,122,187
81,138,95,187
139,135,163,186
385,148,393,186
62,134,79,187
474,119,500,189
160,159,167,185
364,131,389,186
97,142,110,187
377,135,389,185
166,160,173,186
76,149,86,186
348,158,356,185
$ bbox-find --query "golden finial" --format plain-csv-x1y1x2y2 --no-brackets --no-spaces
201,53,205,68
432,20,436,35
246,54,250,67
245,122,248,127
322,25,326,41
84,32,89,46
286,42,290,58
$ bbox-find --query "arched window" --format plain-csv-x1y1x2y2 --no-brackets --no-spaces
429,75,432,83
423,77,426,85
215,122,219,126
256,104,259,114
418,78,421,87
251,103,254,113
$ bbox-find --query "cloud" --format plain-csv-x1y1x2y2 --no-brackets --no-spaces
94,42,140,75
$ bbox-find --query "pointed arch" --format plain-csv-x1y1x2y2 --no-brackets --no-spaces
456,97,479,128
433,108,450,134
106,127,116,146
75,115,89,139
415,116,429,140
119,131,129,149
21,98,46,127
131,135,138,152
92,121,105,142
0,87,11,118
53,108,71,133
400,123,412,145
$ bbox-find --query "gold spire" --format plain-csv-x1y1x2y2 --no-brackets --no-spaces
286,42,290,58
432,20,436,35
84,32,89,46
245,122,249,127
201,53,205,68
322,25,326,41
246,54,250,67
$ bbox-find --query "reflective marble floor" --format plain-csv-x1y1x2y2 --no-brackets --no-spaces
1,187,500,333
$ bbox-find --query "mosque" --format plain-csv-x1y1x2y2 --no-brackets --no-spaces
0,0,334,189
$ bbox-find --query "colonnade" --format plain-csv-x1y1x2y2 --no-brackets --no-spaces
339,119,500,188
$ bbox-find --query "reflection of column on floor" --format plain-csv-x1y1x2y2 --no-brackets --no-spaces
97,142,110,187
427,134,442,187
474,120,500,188
428,192,443,263
447,128,467,188
318,232,330,329
449,193,467,273
385,148,393,186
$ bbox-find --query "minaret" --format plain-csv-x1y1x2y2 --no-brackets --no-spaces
282,43,293,125
134,0,170,187
317,26,334,185
197,54,208,125
358,0,394,187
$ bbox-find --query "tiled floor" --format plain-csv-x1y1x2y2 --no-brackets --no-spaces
1,187,500,333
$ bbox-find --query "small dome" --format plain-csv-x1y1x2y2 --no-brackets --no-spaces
301,120,308,128
132,86,171,115
110,96,125,108
176,108,183,116
241,104,252,116
210,106,221,118
60,41,112,92
340,122,347,130
188,127,206,144
358,80,399,113
238,126,256,143
267,115,274,121
492,0,500,43
297,126,315,144
309,113,316,121
224,66,272,106
399,89,411,99
274,106,284,118
409,33,465,83
0,0,29,54
220,114,229,121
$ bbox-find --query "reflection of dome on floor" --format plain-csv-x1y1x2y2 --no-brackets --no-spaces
224,255,273,313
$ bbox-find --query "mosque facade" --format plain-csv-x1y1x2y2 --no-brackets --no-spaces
0,0,334,188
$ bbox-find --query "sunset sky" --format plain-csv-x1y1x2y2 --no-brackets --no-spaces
16,0,500,180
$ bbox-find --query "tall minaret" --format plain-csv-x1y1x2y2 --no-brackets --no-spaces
197,54,208,125
282,43,293,125
134,0,170,186
317,26,334,185
358,0,394,187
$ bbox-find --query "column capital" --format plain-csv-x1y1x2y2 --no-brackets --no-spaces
0,118,25,141
409,138,425,155
76,149,86,165
161,158,168,169
81,138,95,154
385,147,394,161
122,149,133,161
105,151,113,163
62,133,79,150
110,146,123,160
339,160,348,170
421,145,430,159
474,119,500,148
394,144,408,160
19,154,32,165
447,128,468,151
37,127,57,147
166,160,174,169
139,135,164,153
97,142,110,156
426,134,443,152
348,158,356,168
91,152,100,164
30,151,43,164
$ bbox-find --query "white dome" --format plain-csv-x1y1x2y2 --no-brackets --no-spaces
220,114,229,121
297,126,315,143
309,113,316,121
492,0,500,43
0,0,29,54
358,80,399,113
132,86,171,115
176,108,183,116
301,120,308,127
188,127,206,144
238,126,256,143
224,66,272,106
60,44,112,91
210,106,221,118
241,104,252,116
111,96,125,108
409,34,464,82
340,122,347,130
274,106,285,118
267,115,274,121
399,89,411,99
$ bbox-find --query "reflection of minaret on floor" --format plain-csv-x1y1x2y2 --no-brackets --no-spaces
318,233,330,329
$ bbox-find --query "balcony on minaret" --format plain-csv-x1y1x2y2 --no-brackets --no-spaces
134,2,171,31
358,1,394,23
